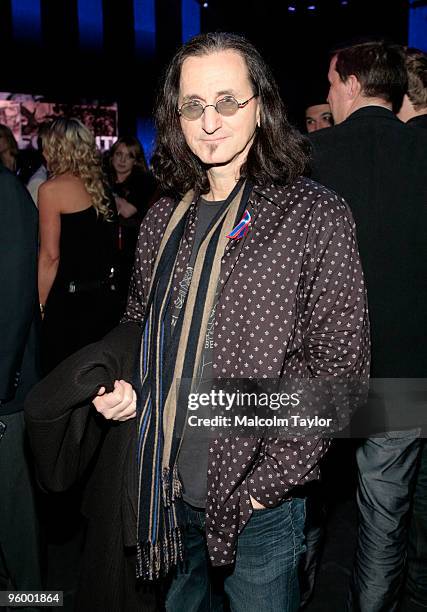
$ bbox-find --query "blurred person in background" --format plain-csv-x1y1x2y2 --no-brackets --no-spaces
37,118,122,607
310,41,427,612
108,136,155,220
305,102,334,133
24,123,50,206
38,118,121,374
0,160,42,605
398,47,427,130
0,123,19,172
17,148,47,206
106,136,157,299
398,46,427,612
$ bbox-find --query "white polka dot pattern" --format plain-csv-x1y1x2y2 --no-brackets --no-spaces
123,177,370,567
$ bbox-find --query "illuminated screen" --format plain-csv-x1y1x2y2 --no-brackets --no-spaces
0,93,118,151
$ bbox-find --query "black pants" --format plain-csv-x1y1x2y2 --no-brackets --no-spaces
0,411,42,594
348,431,422,612
407,440,427,607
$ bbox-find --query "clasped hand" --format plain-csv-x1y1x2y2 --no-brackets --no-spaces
92,381,265,508
92,380,136,421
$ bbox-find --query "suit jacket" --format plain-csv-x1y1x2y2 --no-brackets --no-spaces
407,114,427,130
310,106,427,377
0,165,40,415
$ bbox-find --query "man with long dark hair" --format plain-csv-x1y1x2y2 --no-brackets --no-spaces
101,32,369,610
26,33,369,611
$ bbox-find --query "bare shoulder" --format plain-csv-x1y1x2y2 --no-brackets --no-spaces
39,174,91,211
38,178,61,213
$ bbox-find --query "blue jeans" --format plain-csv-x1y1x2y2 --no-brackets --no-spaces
166,498,306,612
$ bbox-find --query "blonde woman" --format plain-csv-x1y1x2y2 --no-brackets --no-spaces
38,118,120,372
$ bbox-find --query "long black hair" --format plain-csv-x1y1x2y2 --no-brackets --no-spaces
152,32,310,195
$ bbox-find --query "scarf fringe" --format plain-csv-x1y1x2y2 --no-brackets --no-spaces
162,465,183,506
135,183,249,580
136,525,184,581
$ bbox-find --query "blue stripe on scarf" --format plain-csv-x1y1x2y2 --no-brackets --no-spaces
151,319,165,542
159,320,164,407
143,324,149,374
137,398,152,463
151,435,162,541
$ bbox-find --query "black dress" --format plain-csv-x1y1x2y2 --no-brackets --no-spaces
42,206,121,373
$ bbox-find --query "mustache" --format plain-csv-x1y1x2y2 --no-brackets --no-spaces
201,127,259,170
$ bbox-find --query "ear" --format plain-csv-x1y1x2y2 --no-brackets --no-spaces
346,75,361,100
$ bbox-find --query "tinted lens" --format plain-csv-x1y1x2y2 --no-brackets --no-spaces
180,102,204,120
217,97,239,116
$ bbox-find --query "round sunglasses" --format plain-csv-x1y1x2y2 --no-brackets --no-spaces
178,94,258,121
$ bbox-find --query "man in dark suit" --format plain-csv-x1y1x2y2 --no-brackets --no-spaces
398,46,427,611
309,41,427,611
0,164,42,595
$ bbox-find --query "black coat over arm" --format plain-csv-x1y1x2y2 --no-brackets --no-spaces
25,322,157,611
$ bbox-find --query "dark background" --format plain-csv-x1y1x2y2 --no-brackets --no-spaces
0,0,410,145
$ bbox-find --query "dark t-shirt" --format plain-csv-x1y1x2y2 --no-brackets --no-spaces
171,196,224,508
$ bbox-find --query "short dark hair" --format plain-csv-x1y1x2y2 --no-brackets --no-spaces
152,32,309,195
334,41,407,113
404,47,427,110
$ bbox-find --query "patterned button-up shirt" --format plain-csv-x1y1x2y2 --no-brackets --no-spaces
123,177,370,566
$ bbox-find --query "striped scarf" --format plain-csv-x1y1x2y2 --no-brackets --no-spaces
135,180,252,580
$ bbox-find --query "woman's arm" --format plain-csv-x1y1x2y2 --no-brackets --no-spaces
38,181,61,309
115,195,138,219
